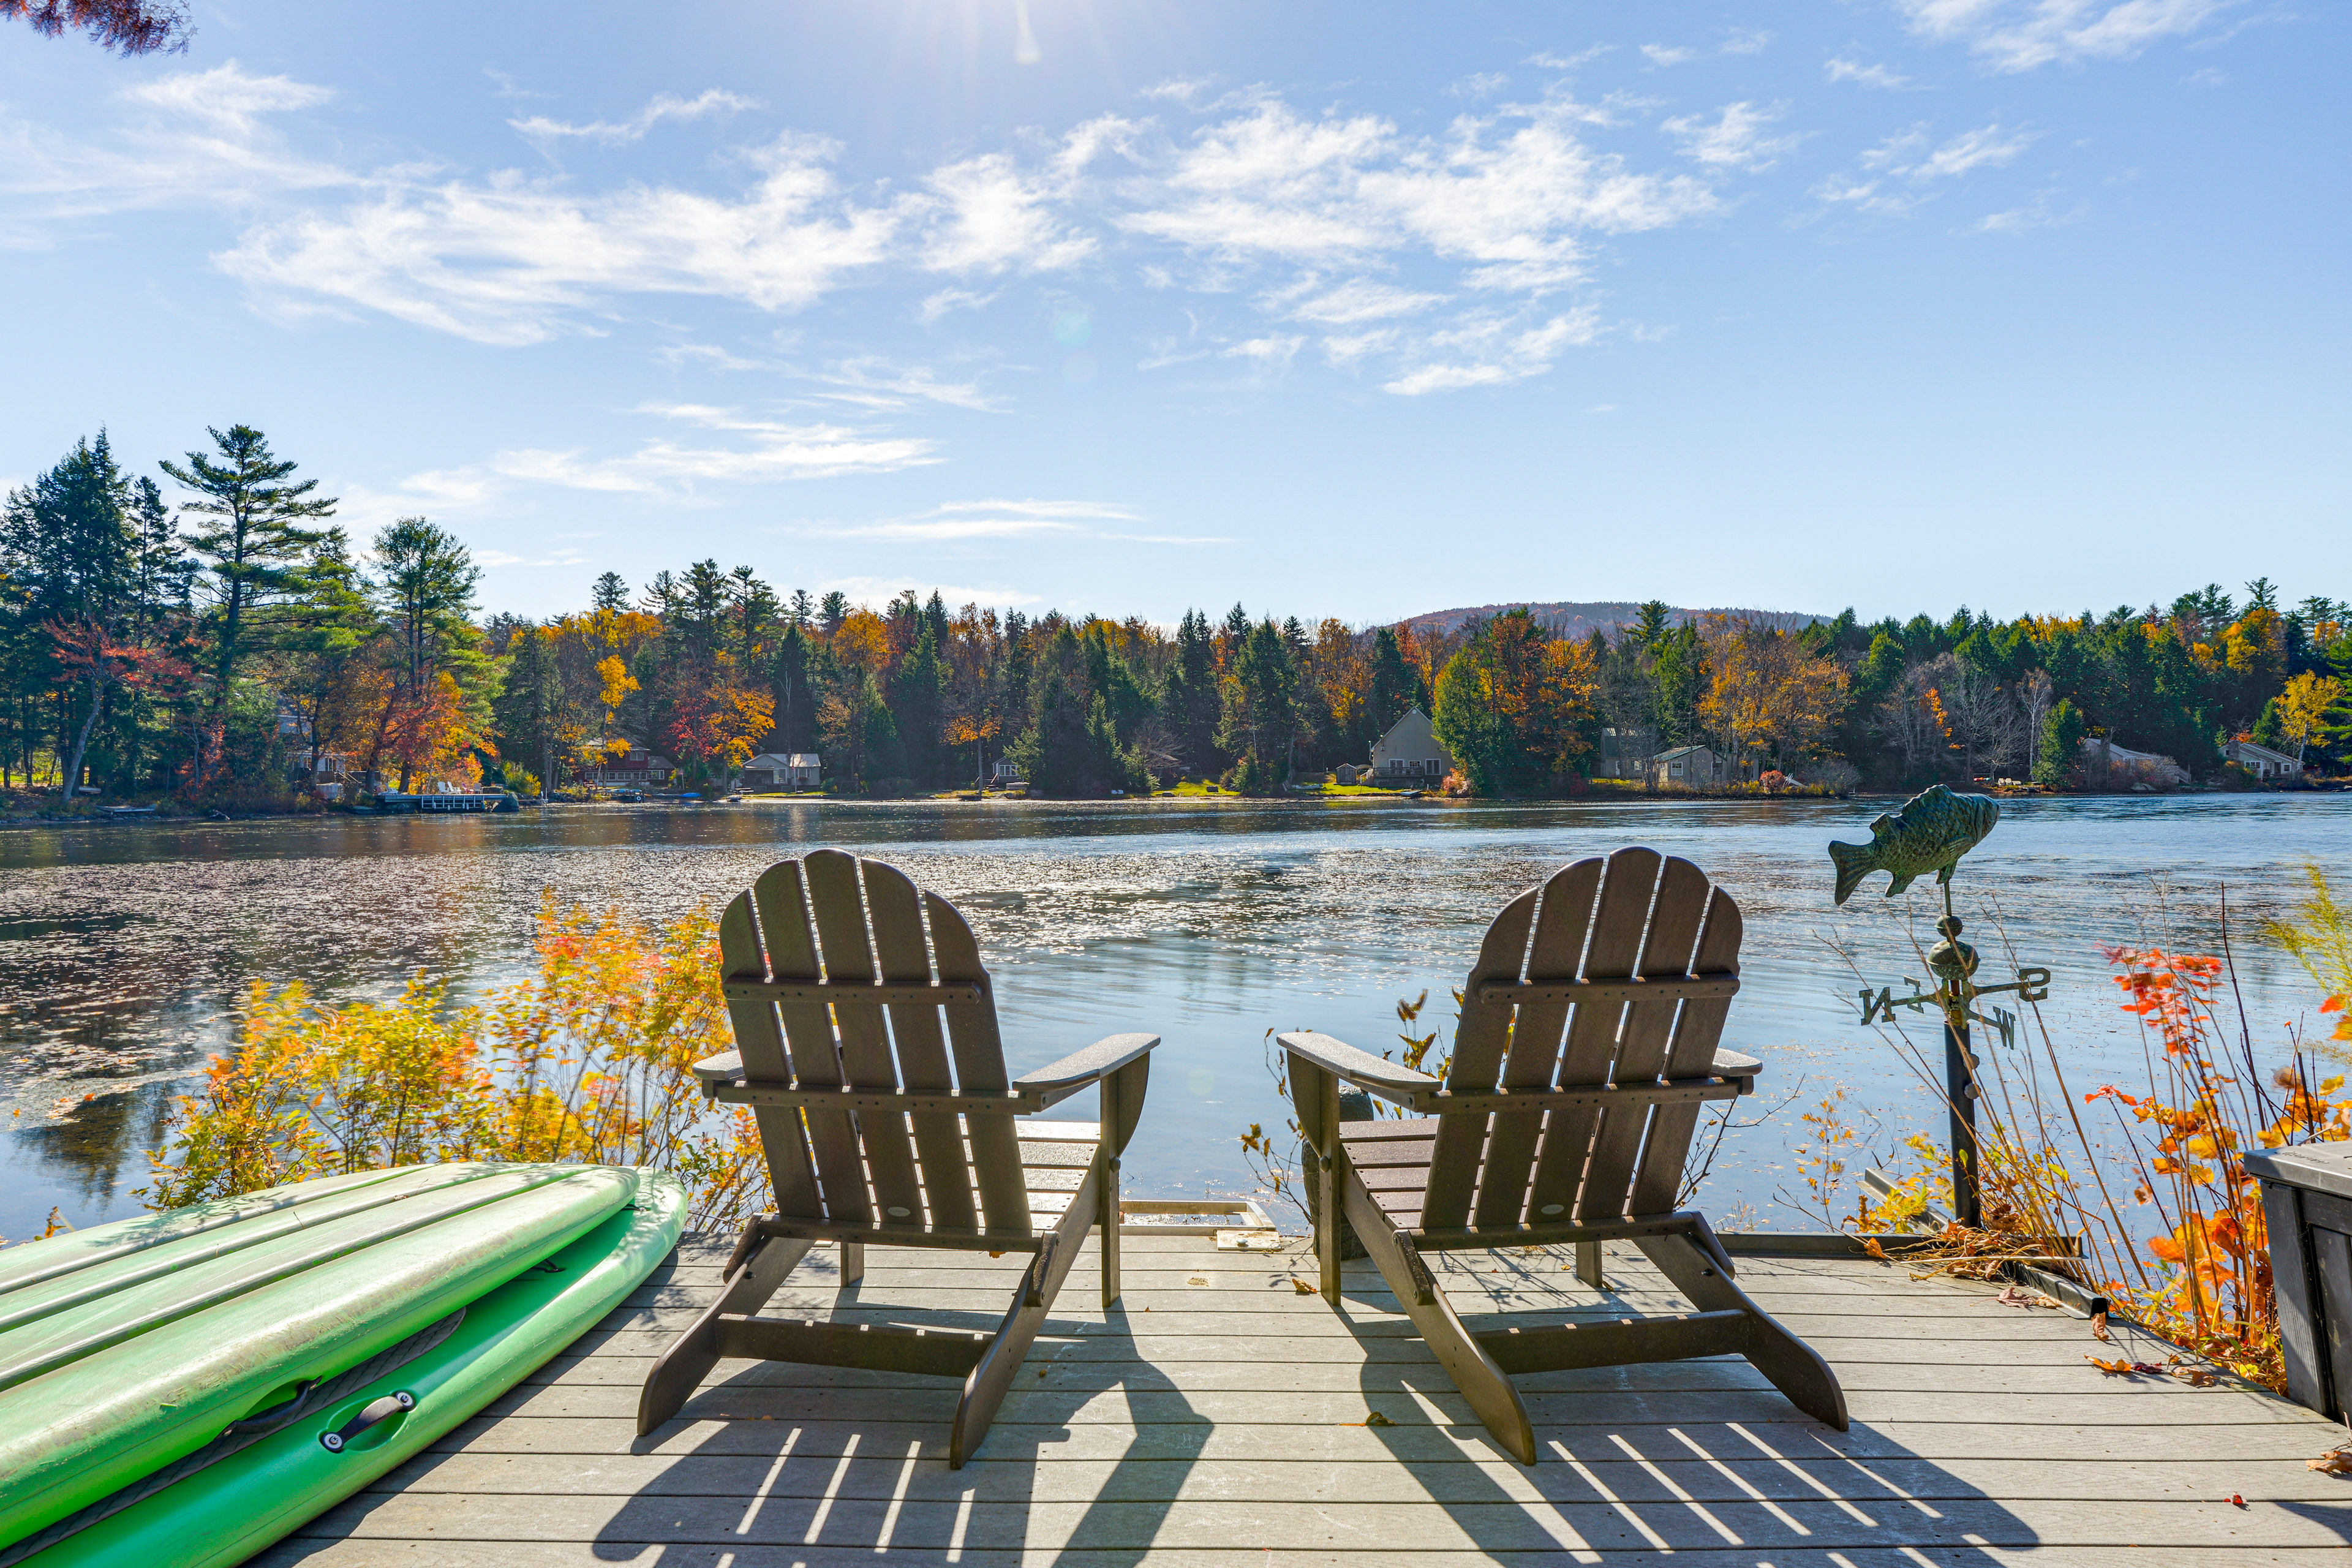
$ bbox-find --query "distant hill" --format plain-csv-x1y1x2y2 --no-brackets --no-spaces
1394,601,1826,639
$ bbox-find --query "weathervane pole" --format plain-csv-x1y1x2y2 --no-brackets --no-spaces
1834,784,2051,1232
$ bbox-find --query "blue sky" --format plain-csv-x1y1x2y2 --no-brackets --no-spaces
2,1,2342,624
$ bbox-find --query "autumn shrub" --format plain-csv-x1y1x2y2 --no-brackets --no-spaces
1859,869,2352,1391
145,899,770,1231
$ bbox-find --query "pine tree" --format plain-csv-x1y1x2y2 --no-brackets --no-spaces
591,572,630,612
160,426,336,767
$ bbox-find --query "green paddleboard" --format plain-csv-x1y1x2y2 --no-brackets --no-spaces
0,1163,686,1566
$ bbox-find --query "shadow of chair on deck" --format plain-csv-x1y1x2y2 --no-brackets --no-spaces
1333,1241,2061,1564
590,1248,1213,1566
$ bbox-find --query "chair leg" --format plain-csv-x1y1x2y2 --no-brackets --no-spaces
1340,1168,1536,1465
1313,1145,1342,1303
838,1240,865,1287
952,1163,1099,1469
638,1226,810,1436
1574,1239,1605,1291
1635,1227,1848,1431
1098,1147,1121,1310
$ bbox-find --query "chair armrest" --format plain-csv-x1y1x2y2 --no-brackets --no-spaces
1012,1033,1159,1104
693,1050,744,1092
1712,1049,1762,1093
1278,1030,1439,1107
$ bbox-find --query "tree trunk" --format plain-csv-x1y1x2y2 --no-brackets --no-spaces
62,675,105,807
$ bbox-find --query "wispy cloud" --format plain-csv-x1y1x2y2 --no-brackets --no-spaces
496,403,937,492
0,61,348,232
794,356,1004,412
1663,102,1800,170
511,89,755,145
799,497,1218,549
1895,0,2233,72
1640,44,1695,67
217,134,905,345
1817,121,2035,216
1826,56,1918,89
1382,308,1599,395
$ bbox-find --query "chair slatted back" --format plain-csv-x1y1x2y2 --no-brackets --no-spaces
718,848,1035,1238
1419,846,1743,1234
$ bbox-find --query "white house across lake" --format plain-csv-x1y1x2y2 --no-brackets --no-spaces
742,752,821,789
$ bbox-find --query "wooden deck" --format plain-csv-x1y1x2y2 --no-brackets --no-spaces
257,1231,2352,1566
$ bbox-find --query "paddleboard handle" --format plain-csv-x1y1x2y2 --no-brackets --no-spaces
318,1390,414,1453
222,1381,320,1439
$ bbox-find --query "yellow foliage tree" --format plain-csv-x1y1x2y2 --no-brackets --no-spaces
145,900,771,1229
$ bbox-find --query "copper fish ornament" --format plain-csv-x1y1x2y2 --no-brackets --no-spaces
1828,784,2000,905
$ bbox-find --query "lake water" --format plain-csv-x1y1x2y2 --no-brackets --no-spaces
2,794,2345,1241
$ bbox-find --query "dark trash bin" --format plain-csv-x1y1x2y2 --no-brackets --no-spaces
2247,1142,2352,1417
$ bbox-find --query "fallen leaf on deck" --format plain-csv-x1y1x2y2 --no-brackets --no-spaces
2090,1309,2111,1342
1186,1275,1209,1286
1344,1411,1397,1427
1995,1285,2060,1310
1863,1237,1887,1262
2306,1444,2352,1476
1291,1278,1316,1294
2225,1494,2246,1507
2174,1366,2217,1387
2086,1356,2166,1376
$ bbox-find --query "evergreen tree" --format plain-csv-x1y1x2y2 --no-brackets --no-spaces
368,518,486,791
890,621,948,783
1216,619,1297,792
1161,609,1223,775
591,571,630,612
160,426,336,762
2036,699,2085,786
1362,626,1423,742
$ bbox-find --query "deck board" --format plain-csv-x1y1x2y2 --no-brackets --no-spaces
253,1233,2352,1566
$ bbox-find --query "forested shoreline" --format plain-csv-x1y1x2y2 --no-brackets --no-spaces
4,426,2348,810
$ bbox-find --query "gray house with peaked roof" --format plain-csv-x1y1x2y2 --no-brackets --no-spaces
1368,707,1455,783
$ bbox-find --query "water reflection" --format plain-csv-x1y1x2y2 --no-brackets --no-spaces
2,794,2344,1238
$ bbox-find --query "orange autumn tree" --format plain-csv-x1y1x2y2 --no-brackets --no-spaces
1430,608,1599,794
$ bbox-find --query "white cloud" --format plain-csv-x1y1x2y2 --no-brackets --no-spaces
799,497,1213,549
1826,57,1918,88
217,135,905,345
1818,120,2035,216
919,151,1095,274
1382,309,1599,395
1640,45,1695,67
1,61,349,232
796,356,1003,412
1663,102,1800,170
1526,47,1611,70
1912,123,2036,177
1972,192,2084,232
657,342,764,371
1721,29,1773,55
1283,279,1446,325
511,89,755,145
495,404,935,491
1895,0,2232,72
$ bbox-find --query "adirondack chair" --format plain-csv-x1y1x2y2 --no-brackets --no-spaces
1281,846,1848,1464
637,849,1156,1466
